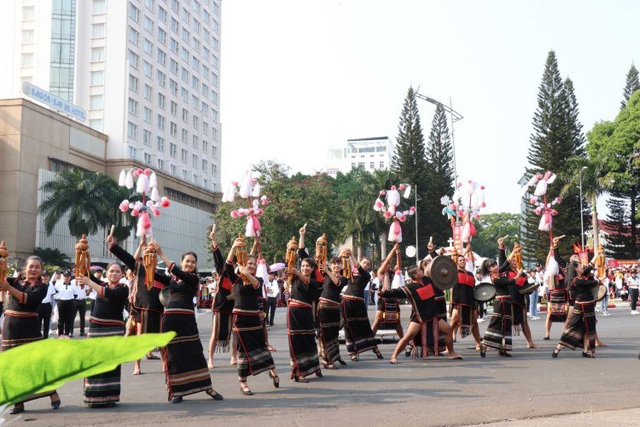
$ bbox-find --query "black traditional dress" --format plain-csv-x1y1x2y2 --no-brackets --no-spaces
381,278,439,358
549,247,569,322
159,264,213,400
317,275,347,366
211,246,234,353
109,244,163,334
342,267,379,356
498,248,528,335
1,278,56,403
83,276,129,407
377,270,400,330
287,276,323,378
228,265,275,380
559,266,598,351
452,270,476,338
427,251,448,322
482,276,513,351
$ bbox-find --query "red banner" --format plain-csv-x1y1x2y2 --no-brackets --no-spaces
453,225,463,254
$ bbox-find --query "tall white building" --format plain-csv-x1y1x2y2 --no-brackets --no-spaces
322,136,394,177
0,0,222,192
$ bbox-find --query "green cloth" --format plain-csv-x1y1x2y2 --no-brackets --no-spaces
0,332,175,405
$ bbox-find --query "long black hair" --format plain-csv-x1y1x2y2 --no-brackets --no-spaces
480,258,497,278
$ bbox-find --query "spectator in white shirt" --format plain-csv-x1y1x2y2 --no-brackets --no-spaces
37,271,56,338
55,271,78,338
265,271,280,327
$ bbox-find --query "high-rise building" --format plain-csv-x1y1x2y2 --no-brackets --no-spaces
0,0,222,191
321,136,394,177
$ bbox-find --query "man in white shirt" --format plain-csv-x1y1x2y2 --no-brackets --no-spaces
629,271,639,315
37,271,56,338
265,271,280,327
73,273,90,337
55,271,78,338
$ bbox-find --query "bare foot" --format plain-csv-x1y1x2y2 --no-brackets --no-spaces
230,358,237,366
596,341,608,348
133,368,141,375
268,345,277,352
527,343,538,349
389,357,397,364
449,353,464,360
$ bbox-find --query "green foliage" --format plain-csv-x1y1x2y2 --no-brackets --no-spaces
39,169,138,241
0,332,175,405
33,247,70,269
621,64,640,110
391,87,431,259
522,52,587,263
472,213,522,259
425,103,456,246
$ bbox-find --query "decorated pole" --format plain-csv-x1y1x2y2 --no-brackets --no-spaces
441,179,486,255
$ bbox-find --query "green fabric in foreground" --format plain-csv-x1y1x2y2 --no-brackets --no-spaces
0,332,175,405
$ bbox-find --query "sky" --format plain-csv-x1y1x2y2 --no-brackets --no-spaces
219,0,638,214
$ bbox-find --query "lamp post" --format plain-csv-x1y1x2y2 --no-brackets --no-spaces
579,166,587,248
414,184,421,266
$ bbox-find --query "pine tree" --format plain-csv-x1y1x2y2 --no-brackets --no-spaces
522,52,586,263
424,103,456,247
392,87,431,259
604,194,631,258
621,64,640,110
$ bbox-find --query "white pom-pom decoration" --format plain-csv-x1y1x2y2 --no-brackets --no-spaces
136,173,150,194
150,187,160,202
118,170,126,186
125,170,134,189
149,172,158,188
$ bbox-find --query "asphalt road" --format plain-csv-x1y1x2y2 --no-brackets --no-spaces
5,303,640,426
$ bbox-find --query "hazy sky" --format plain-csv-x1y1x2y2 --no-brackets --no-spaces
220,0,638,214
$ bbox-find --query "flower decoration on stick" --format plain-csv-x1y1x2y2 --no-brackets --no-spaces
441,179,486,243
117,167,170,237
521,171,561,234
372,184,415,243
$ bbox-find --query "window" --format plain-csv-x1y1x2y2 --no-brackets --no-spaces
169,79,178,95
380,161,385,169
127,122,138,139
181,47,189,62
181,148,188,163
157,70,166,86
158,6,167,23
171,164,177,175
203,10,210,22
157,114,165,130
170,18,179,33
171,0,179,13
170,143,177,158
192,154,198,168
182,108,189,123
212,127,218,141
143,130,152,145
201,102,209,118
211,90,218,105
144,0,154,10
157,136,165,152
157,158,164,170
181,9,190,23
91,47,105,61
193,37,200,52
144,153,152,164
203,28,210,43
193,19,200,34
93,0,105,15
182,170,188,180
181,28,190,44
202,159,208,171
143,107,152,124
158,93,166,109
22,6,35,20
128,27,139,45
212,145,217,157
191,75,199,91
170,101,178,115
143,60,153,78
170,58,179,75
144,84,153,100
170,37,179,53
143,16,154,33
91,71,105,85
211,36,219,51
203,178,207,188
202,46,209,61
129,4,140,22
203,121,209,135
158,27,167,45
170,122,177,136
181,87,189,102
157,48,166,65
191,94,199,108
212,55,218,69
22,30,34,43
202,140,208,154
181,129,189,143
89,119,103,131
89,95,103,110
129,146,137,159
211,72,218,87
211,109,218,121
128,98,138,115
129,74,139,92
193,116,199,130
143,38,153,55
192,135,198,149
370,162,375,169
212,164,217,175
128,50,139,68
21,53,33,67
92,24,105,38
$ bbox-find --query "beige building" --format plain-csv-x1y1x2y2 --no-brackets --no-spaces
0,98,219,268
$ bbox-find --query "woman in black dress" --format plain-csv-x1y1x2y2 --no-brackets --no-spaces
1,255,61,414
224,237,279,395
81,263,129,407
317,257,348,369
152,241,223,404
287,257,324,382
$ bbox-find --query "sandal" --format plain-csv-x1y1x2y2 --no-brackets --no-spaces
480,345,486,358
338,359,347,366
351,355,359,362
582,351,595,358
374,349,384,360
294,375,309,383
389,358,397,365
206,389,224,401
269,371,280,388
9,404,24,415
240,382,253,395
315,370,323,378
552,349,560,358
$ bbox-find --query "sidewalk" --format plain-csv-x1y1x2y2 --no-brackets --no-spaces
471,407,640,426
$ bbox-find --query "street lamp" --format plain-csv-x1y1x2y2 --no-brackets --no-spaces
414,184,421,266
579,166,587,248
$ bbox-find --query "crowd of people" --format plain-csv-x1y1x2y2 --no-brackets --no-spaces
0,222,634,415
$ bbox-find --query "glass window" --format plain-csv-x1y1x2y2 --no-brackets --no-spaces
21,53,33,66
143,60,153,77
90,95,103,110
22,30,34,43
22,6,34,20
157,70,166,86
212,127,218,141
157,48,166,65
158,6,167,22
143,107,152,124
129,74,139,92
158,27,167,45
170,143,177,158
181,148,188,163
129,3,140,22
93,0,106,14
128,50,139,68
170,101,178,115
182,108,189,123
181,67,189,82
144,84,153,100
157,114,165,130
202,159,208,171
91,47,105,61
144,0,154,11
89,119,103,131
171,164,177,175
143,130,152,145
181,129,188,143
128,27,139,45
170,122,177,136
157,158,164,170
128,146,137,159
158,93,166,109
170,38,179,53
171,0,179,13
143,16,154,33
128,98,138,115
144,152,152,164
169,79,178,95
127,122,138,139
170,58,179,74
192,135,198,149
157,136,165,152
91,71,105,85
202,140,208,154
143,38,153,55
170,18,179,33
192,154,198,168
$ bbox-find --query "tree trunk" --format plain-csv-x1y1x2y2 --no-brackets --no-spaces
381,231,388,260
591,194,599,250
356,231,363,260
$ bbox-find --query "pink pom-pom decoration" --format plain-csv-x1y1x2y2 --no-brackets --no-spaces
153,209,160,217
458,182,463,187
534,207,542,215
131,209,139,217
232,181,239,187
399,214,407,222
391,185,396,190
481,185,485,190
144,169,151,176
399,184,406,191
409,206,416,214
231,210,239,218
119,202,129,212
452,204,457,210
384,211,392,219
160,197,170,208
530,197,537,204
379,190,386,196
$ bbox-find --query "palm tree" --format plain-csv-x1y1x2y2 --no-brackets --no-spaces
560,153,612,249
39,169,136,240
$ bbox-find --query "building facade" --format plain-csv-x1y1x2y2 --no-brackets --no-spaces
322,136,394,177
0,0,222,191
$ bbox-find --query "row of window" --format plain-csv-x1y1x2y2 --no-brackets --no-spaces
351,162,387,170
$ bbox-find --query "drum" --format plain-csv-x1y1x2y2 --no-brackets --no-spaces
159,287,171,308
428,256,457,291
519,282,540,295
474,282,496,302
592,283,607,302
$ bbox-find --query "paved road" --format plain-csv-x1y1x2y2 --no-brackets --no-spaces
5,304,640,426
